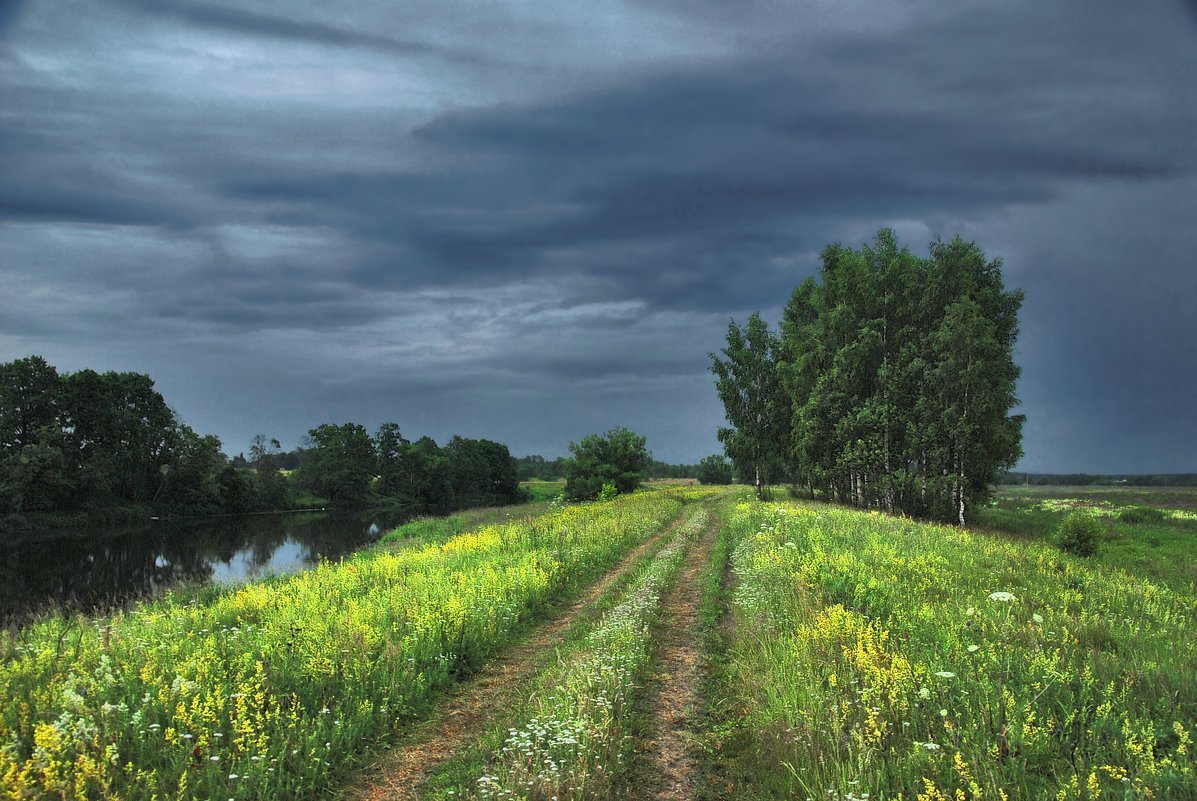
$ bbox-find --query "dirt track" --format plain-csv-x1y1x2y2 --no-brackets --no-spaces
344,508,692,801
628,514,719,801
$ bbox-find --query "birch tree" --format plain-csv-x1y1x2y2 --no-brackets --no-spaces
711,313,790,498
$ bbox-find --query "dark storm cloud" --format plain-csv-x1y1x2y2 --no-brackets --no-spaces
1,0,1194,466
1177,0,1197,25
330,56,1178,313
186,48,1182,325
109,0,488,63
0,0,29,37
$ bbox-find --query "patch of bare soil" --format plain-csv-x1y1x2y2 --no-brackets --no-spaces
343,508,691,801
631,517,719,801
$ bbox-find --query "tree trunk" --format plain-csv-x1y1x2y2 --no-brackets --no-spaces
957,451,966,525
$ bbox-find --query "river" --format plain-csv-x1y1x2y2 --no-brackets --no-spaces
0,508,415,628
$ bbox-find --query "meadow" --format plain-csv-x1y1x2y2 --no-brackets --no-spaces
520,481,568,504
973,486,1197,592
707,498,1197,800
3,481,1194,801
0,490,685,800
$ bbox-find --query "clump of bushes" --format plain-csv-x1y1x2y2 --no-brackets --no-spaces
1055,511,1101,556
1117,505,1167,524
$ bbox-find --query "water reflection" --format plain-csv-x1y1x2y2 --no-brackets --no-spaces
1,509,414,627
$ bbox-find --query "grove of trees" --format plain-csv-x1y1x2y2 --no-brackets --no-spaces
0,356,524,525
712,229,1024,524
0,356,225,517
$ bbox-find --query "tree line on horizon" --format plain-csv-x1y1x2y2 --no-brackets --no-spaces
515,453,705,483
0,356,522,527
996,471,1197,487
713,229,1024,524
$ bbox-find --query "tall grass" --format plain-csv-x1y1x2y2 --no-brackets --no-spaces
716,501,1196,800
0,491,684,800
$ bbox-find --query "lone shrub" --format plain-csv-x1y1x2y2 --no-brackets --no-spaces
598,482,619,502
563,427,650,501
1056,511,1100,557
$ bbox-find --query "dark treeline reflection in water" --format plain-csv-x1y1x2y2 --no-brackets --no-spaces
1,509,415,627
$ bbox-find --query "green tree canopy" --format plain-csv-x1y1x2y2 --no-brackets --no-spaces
765,229,1024,524
710,312,791,497
696,454,734,485
563,428,650,501
298,423,375,508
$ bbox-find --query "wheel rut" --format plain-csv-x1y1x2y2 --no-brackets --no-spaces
630,514,720,801
343,507,694,801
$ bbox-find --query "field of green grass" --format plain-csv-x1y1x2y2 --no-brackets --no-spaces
973,486,1197,592
378,498,557,549
520,480,567,503
705,497,1196,800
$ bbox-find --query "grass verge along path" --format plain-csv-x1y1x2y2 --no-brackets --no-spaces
343,503,697,801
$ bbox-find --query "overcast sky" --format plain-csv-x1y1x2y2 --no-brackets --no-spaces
1,0,1194,471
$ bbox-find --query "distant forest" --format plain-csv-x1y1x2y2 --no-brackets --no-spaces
998,471,1197,487
0,356,524,527
515,454,700,482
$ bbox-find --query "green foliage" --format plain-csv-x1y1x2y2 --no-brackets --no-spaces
445,436,522,508
972,487,1197,592
0,490,683,800
696,453,734,485
216,465,258,514
520,480,566,503
711,312,790,496
378,497,555,547
515,454,567,482
597,481,618,501
298,423,376,508
563,427,650,501
1055,510,1101,556
517,454,700,482
0,356,531,525
374,422,410,499
0,356,226,516
770,229,1023,523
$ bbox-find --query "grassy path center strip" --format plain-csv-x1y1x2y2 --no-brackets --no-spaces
628,510,720,801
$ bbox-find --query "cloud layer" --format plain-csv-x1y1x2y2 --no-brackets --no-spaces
1,0,1194,470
